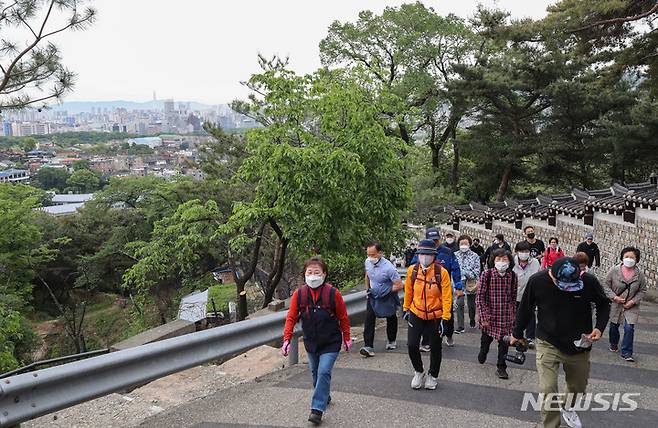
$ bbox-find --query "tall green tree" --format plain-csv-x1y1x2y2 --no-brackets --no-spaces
66,168,101,193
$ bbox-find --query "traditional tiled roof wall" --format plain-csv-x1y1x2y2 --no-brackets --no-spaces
441,173,658,290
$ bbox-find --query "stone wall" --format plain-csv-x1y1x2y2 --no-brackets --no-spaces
440,208,657,291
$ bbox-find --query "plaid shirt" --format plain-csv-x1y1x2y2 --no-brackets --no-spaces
476,268,518,340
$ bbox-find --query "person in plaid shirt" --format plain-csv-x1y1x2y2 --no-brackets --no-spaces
477,248,518,379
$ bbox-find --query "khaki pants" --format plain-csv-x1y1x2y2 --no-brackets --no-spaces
536,339,591,428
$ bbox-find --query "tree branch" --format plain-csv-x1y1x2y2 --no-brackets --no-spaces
569,3,658,32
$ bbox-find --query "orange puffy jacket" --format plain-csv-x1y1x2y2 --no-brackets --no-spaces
403,262,453,321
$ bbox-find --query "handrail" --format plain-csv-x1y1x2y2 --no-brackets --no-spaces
0,289,370,427
0,349,110,380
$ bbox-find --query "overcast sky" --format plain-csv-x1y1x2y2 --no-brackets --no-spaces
53,0,556,104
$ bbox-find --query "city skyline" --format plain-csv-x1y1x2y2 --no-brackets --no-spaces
53,0,555,105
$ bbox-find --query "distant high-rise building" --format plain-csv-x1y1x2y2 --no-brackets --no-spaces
164,99,176,131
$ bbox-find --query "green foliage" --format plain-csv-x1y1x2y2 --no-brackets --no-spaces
33,167,71,192
206,284,235,313
66,168,102,193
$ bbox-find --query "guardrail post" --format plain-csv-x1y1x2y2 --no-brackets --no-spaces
288,337,299,366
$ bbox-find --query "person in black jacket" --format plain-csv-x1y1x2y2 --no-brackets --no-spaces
483,234,511,268
471,238,485,270
575,232,600,269
511,257,610,428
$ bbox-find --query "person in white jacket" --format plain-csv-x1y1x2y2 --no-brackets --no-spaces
513,241,541,347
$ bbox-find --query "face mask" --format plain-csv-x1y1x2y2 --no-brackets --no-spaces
367,256,379,264
623,258,636,268
527,233,535,239
446,238,455,244
459,245,470,252
305,275,325,289
419,255,434,268
518,252,530,261
495,261,509,272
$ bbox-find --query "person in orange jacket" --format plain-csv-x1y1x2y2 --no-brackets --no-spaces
403,239,453,390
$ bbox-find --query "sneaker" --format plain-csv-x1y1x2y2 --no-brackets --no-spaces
455,328,465,334
308,410,323,426
411,371,425,390
477,349,487,364
419,344,431,353
386,341,398,350
561,408,582,428
622,355,635,362
496,367,509,379
609,345,619,352
469,320,476,328
424,374,438,390
527,339,535,349
359,346,375,358
446,337,455,347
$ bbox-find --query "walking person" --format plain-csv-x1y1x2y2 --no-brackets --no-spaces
511,257,610,428
454,235,481,330
483,233,512,268
360,241,402,357
574,252,590,275
576,232,601,272
541,237,565,269
603,247,648,362
476,249,517,379
444,232,459,253
403,239,452,390
470,238,485,270
409,227,463,349
513,241,540,347
404,242,417,267
281,257,352,425
520,225,545,262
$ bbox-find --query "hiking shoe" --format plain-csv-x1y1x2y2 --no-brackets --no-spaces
424,375,438,390
622,355,635,362
386,341,398,350
496,367,509,379
359,346,375,358
411,371,425,390
308,410,323,426
469,320,476,328
561,408,582,428
609,345,619,352
455,328,465,334
477,349,487,364
419,344,431,353
445,337,455,347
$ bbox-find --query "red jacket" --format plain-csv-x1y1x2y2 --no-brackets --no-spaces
283,286,351,343
542,247,565,269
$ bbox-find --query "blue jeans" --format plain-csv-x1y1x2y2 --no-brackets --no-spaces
307,351,339,412
609,321,635,357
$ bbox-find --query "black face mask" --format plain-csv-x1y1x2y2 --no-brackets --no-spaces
527,233,535,239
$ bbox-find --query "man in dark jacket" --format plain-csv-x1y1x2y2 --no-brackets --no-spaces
483,234,512,268
471,238,485,270
575,232,601,269
444,231,459,253
512,257,610,428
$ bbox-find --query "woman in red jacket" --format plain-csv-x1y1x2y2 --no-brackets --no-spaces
541,237,565,269
280,257,352,426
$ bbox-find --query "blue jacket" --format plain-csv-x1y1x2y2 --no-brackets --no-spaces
409,244,463,291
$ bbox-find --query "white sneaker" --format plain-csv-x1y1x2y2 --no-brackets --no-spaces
424,375,438,390
419,344,431,352
446,337,455,347
561,408,582,428
386,341,397,350
411,371,425,389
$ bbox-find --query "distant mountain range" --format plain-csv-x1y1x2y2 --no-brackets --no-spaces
50,100,226,113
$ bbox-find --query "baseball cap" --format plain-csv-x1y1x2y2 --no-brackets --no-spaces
585,232,593,240
425,228,440,240
551,257,584,292
416,239,438,255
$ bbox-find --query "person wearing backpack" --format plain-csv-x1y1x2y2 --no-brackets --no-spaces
281,257,352,426
402,239,453,390
541,237,565,269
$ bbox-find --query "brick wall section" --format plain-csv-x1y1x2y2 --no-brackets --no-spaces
440,208,657,290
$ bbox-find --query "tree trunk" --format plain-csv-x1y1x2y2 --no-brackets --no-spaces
451,139,460,193
398,122,411,145
496,165,513,202
229,222,266,321
262,238,288,308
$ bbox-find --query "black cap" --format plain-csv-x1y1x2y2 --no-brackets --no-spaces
425,228,440,240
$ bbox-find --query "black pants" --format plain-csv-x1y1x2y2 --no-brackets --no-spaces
467,294,477,325
363,298,398,348
422,306,453,346
407,312,443,377
480,332,509,369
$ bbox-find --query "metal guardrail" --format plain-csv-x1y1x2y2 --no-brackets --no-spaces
0,289,369,427
0,349,110,381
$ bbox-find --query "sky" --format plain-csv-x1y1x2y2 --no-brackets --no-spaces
51,0,557,104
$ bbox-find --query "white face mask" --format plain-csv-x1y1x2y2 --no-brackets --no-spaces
459,245,470,252
518,252,530,261
495,261,509,272
419,255,434,268
622,258,636,268
446,238,455,244
305,275,325,289
367,256,380,264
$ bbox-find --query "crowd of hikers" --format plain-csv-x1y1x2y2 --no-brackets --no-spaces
280,227,648,427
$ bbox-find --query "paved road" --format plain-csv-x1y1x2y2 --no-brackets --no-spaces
142,303,658,427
